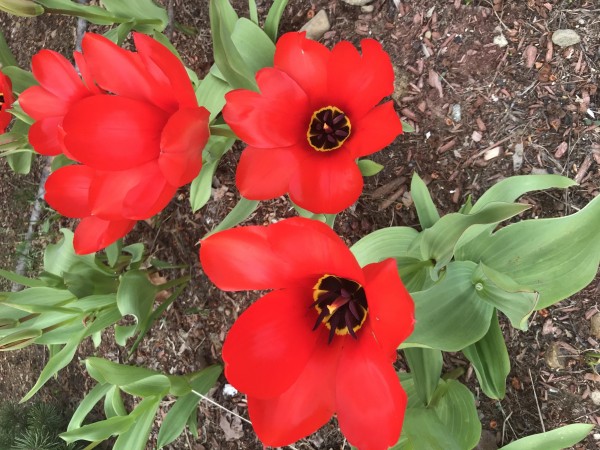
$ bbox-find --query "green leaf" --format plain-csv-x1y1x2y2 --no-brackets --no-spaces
114,324,136,346
6,149,33,174
44,229,96,276
0,0,44,17
119,374,170,398
205,197,259,237
0,328,42,350
3,66,37,94
410,173,440,229
0,268,45,287
113,397,162,450
470,175,577,214
404,261,494,352
195,71,232,120
462,310,510,400
85,357,159,387
61,415,134,443
67,383,113,431
358,159,384,177
264,0,288,41
401,120,415,133
230,18,275,75
0,29,17,68
63,261,118,298
122,243,145,267
116,270,156,330
248,0,258,23
157,366,222,448
35,0,124,25
104,240,122,268
21,327,87,402
104,385,127,418
103,22,134,45
499,424,593,450
455,194,600,309
404,348,443,406
101,0,168,31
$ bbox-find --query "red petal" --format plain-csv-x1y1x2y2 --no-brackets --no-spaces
73,216,135,255
363,259,415,359
89,161,176,221
73,51,102,95
19,86,68,120
268,217,364,284
158,107,210,186
81,33,174,112
344,101,402,158
31,50,88,100
200,225,291,291
273,32,330,107
336,333,407,450
62,95,168,171
236,144,299,200
0,111,10,133
133,33,197,109
28,116,64,156
327,39,395,120
288,150,364,214
247,328,340,447
44,165,94,218
222,287,320,399
223,67,310,149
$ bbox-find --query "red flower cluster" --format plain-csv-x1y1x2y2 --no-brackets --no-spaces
200,218,414,450
0,71,14,133
223,32,402,214
20,33,209,254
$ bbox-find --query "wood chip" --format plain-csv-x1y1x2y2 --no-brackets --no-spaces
554,142,568,158
483,146,503,160
575,155,592,183
472,130,483,142
428,69,443,98
437,138,456,153
523,45,538,68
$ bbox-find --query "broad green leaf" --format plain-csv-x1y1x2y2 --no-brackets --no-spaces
5,287,75,307
358,159,384,177
120,374,170,398
114,324,136,346
0,0,43,17
417,202,531,271
21,327,87,402
0,268,45,287
248,0,258,23
499,424,593,450
410,173,440,229
44,229,96,277
157,366,222,448
35,0,123,25
351,227,420,266
6,149,33,174
101,0,168,31
0,328,41,350
471,175,577,214
63,261,118,298
122,243,144,267
104,240,122,268
67,383,113,431
104,385,127,418
455,194,600,309
195,72,232,120
264,0,289,41
404,348,443,406
401,120,414,133
113,397,161,450
60,415,134,443
231,18,275,75
472,263,537,330
205,197,259,237
462,310,510,400
103,22,134,45
2,66,36,93
85,357,159,387
404,261,494,351
116,270,156,329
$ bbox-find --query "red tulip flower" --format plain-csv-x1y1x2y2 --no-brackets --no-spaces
0,71,14,133
223,32,402,214
20,33,209,254
200,218,414,450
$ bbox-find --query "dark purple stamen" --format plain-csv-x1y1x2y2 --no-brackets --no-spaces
307,107,351,151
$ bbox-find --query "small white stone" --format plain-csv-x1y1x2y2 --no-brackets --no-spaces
552,29,581,47
493,33,508,48
361,4,374,12
591,390,600,405
222,384,238,397
341,0,372,5
300,10,331,41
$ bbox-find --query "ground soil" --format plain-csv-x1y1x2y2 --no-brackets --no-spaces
0,0,599,449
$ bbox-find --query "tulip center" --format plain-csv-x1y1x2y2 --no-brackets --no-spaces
311,274,367,343
0,93,4,106
307,106,351,152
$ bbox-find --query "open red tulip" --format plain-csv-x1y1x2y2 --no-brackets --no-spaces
223,32,403,214
0,71,14,133
200,218,415,450
20,33,210,254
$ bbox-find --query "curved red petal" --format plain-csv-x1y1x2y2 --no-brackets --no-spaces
363,259,415,359
28,116,64,156
236,144,299,200
158,107,210,186
62,95,168,171
247,329,341,447
19,86,68,121
200,225,292,291
133,32,197,109
81,33,173,112
44,165,94,218
73,51,102,95
89,161,175,221
73,216,135,255
345,101,403,158
222,287,320,399
0,111,10,133
223,67,310,149
273,32,330,106
31,50,88,100
288,150,364,214
268,217,364,284
328,39,395,120
336,333,407,450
